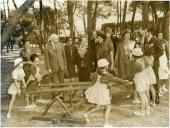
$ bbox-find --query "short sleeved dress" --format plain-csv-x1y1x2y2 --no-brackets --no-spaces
8,68,25,95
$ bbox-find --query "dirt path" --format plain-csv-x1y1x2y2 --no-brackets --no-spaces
1,45,169,127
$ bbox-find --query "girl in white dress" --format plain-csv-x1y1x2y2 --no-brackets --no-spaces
7,58,26,118
84,59,129,127
158,41,169,95
130,48,150,116
143,44,157,106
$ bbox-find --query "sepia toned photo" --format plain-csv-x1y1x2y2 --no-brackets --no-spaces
1,0,169,127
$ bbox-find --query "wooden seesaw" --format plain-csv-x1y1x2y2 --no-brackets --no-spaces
23,82,133,124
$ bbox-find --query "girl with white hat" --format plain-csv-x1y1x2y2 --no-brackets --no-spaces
129,48,150,116
7,58,26,118
84,58,129,127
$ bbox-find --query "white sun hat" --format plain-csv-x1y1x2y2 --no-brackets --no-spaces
14,58,23,66
132,48,143,56
48,33,58,42
97,59,109,67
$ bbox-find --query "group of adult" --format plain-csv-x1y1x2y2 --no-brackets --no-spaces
19,26,169,105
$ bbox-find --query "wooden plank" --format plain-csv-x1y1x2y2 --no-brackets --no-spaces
39,81,93,87
24,82,133,94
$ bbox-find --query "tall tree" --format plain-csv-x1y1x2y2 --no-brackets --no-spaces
87,1,93,43
92,1,98,30
7,0,10,18
116,0,119,33
1,0,36,50
119,0,122,33
122,1,127,30
142,2,149,29
130,1,138,33
67,0,74,38
53,0,58,34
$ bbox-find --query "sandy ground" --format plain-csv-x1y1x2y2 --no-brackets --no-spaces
1,45,169,127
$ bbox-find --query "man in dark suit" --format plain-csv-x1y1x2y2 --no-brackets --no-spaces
145,28,164,104
44,33,67,84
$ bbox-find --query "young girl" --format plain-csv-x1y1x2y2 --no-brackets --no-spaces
25,54,42,109
84,59,129,127
130,48,150,116
158,40,169,95
7,58,26,118
143,44,157,107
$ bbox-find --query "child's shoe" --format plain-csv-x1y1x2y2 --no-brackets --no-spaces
83,113,90,123
126,94,131,98
134,111,145,116
31,104,38,108
145,111,150,116
132,99,140,104
104,124,113,127
7,113,11,118
159,93,163,97
150,102,156,107
162,87,168,92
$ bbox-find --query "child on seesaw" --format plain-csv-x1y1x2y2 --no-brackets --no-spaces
84,58,130,127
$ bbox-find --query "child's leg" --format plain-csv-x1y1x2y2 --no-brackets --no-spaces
150,85,156,105
162,79,168,91
137,92,145,113
7,94,16,117
84,105,102,122
85,105,102,117
144,92,149,112
25,94,30,106
104,104,111,125
126,86,131,98
146,89,150,104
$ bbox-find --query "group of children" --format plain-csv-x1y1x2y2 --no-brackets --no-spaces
6,45,168,127
7,54,42,118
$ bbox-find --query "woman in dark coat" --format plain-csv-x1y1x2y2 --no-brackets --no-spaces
65,37,77,82
75,37,92,82
116,30,135,98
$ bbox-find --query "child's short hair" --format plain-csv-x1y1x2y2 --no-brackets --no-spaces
30,54,39,62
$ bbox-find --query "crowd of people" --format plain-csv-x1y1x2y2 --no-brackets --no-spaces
6,26,169,127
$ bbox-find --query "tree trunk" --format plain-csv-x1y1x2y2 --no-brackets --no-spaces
122,1,127,30
87,1,93,44
150,2,158,30
116,1,119,33
92,1,98,31
7,0,10,18
3,0,7,21
142,2,149,29
12,0,26,40
39,0,44,53
67,0,74,38
1,0,36,50
162,11,170,40
131,2,137,33
83,13,87,35
119,0,122,33
53,0,58,34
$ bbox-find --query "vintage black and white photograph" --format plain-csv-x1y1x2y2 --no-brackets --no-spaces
1,0,169,127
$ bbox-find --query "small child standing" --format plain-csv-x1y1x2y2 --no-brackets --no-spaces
7,58,26,118
143,44,157,107
84,59,129,127
158,40,169,95
129,48,150,116
25,54,42,109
